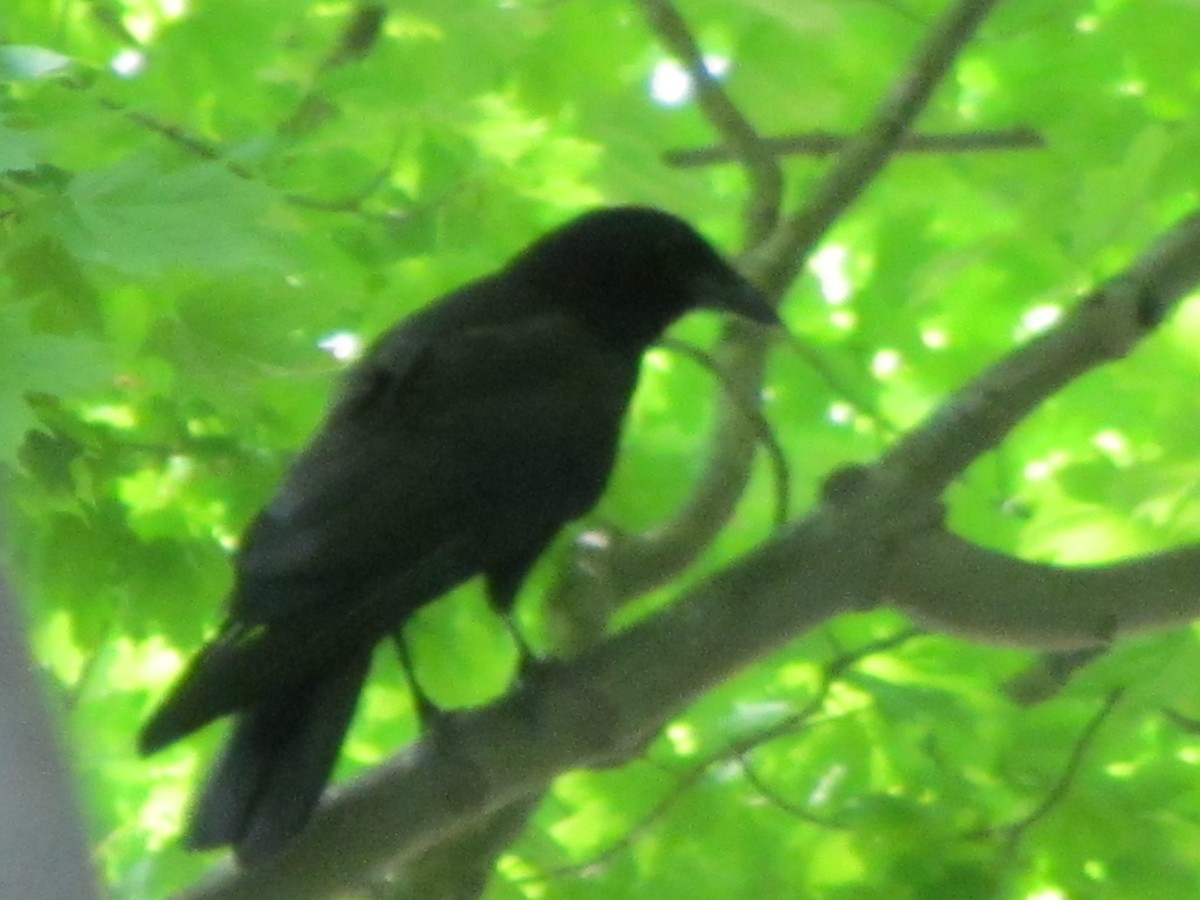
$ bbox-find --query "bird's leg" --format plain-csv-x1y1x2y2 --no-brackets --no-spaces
484,558,557,688
389,631,441,733
500,615,563,728
389,632,486,811
499,616,540,681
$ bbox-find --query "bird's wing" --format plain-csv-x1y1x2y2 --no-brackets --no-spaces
140,303,640,749
232,305,639,628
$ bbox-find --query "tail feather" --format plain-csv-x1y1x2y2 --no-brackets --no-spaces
186,650,372,864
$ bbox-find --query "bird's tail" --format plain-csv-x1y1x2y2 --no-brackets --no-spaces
186,649,372,864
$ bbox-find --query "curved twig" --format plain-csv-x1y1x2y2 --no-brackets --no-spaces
657,337,792,531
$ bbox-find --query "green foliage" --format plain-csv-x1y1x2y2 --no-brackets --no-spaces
4,0,1200,897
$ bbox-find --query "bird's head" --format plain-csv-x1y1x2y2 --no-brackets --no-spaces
509,206,780,348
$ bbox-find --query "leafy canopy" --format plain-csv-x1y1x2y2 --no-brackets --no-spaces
3,1,1200,898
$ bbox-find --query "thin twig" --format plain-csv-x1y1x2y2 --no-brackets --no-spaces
966,689,1123,846
636,0,782,242
279,3,388,137
754,0,1007,295
524,629,919,886
738,762,845,829
657,337,792,531
665,126,1044,168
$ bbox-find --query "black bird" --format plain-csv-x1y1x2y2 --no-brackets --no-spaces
138,205,779,863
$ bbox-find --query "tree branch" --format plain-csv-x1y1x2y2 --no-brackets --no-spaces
967,690,1123,846
174,505,868,900
664,126,1045,168
752,0,1006,295
588,0,1004,613
879,207,1200,496
636,0,783,240
892,533,1200,650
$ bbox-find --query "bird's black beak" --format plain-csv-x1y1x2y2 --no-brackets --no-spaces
695,271,781,328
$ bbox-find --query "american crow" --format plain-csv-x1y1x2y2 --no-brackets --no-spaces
138,205,779,863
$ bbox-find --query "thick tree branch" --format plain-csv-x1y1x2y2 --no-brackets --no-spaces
878,210,1200,646
169,521,1200,900
174,508,867,900
891,533,1200,650
880,208,1200,495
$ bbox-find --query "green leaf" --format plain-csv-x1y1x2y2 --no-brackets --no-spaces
0,45,73,82
63,159,281,275
0,124,42,172
0,307,110,463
